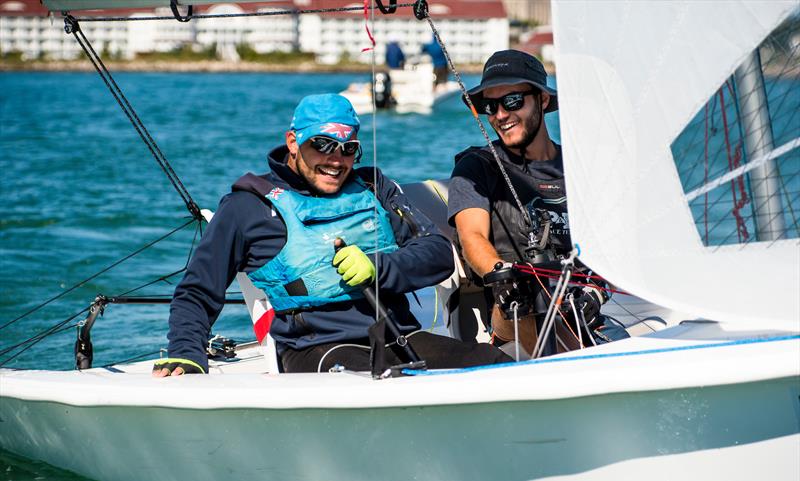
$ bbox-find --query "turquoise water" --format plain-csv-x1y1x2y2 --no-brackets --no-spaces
1,71,503,372
2,70,548,479
1,71,561,374
1,69,796,479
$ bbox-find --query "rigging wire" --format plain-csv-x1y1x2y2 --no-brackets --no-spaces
4,3,419,367
101,349,164,368
69,3,416,22
414,6,533,227
0,218,196,332
368,0,380,326
0,310,87,366
1,219,216,365
64,14,201,221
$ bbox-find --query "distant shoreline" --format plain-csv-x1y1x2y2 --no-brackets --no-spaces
0,60,491,74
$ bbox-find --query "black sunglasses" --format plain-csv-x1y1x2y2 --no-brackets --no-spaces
479,89,538,115
307,136,362,159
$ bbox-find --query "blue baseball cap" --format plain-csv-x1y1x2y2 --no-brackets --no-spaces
290,94,360,143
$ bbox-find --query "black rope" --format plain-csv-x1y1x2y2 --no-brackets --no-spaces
375,0,398,15
63,15,201,221
413,1,533,227
102,349,163,368
0,308,87,358
0,218,195,332
0,310,86,366
115,219,203,297
69,4,414,22
169,0,193,22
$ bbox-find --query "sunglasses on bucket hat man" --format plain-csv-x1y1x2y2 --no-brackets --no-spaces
306,135,362,161
476,88,540,116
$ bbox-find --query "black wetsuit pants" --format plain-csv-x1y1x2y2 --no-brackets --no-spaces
281,331,513,373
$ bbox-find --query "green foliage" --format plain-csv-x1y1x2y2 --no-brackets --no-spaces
235,44,315,64
2,50,24,62
136,43,219,61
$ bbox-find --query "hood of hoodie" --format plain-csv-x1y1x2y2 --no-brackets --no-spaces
232,145,309,197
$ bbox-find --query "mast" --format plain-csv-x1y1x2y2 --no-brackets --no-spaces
733,50,786,241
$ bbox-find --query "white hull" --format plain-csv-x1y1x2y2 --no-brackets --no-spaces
340,64,461,115
2,322,798,480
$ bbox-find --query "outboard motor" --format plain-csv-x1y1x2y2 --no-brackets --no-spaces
374,71,393,109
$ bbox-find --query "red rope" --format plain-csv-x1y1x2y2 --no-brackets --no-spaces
718,85,750,242
512,265,630,296
703,103,709,244
361,0,376,52
513,265,606,281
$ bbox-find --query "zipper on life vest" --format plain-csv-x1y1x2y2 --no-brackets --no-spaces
391,202,426,239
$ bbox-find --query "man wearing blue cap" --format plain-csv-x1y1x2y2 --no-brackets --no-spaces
447,50,608,357
155,94,511,375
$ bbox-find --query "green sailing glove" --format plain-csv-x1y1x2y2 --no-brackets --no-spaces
332,245,376,287
152,358,206,376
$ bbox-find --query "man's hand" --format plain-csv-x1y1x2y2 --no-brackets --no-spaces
152,358,205,377
567,285,607,328
484,262,537,318
332,245,376,287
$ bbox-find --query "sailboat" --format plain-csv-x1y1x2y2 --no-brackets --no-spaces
1,1,798,480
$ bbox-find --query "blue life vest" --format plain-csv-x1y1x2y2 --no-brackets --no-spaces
248,177,398,313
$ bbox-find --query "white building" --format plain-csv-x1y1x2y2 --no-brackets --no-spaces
1,0,508,65
299,0,508,65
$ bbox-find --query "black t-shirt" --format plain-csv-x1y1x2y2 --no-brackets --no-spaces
447,142,571,255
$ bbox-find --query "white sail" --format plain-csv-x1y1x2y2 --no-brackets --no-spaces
552,1,799,327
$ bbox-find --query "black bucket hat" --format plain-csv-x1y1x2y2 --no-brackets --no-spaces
466,50,558,113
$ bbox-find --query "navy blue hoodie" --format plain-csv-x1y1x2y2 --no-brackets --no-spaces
166,145,455,371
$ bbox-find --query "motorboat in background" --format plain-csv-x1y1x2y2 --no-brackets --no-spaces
340,59,461,115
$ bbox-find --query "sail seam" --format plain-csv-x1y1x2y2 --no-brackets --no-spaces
686,136,800,202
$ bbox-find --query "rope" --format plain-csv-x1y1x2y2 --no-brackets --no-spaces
718,84,750,242
0,310,86,366
703,103,710,244
512,264,628,296
368,0,381,326
69,4,417,22
64,15,201,221
101,349,163,368
0,219,195,332
415,8,532,227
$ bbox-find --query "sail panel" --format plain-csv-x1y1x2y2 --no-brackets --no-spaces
673,14,800,248
553,0,799,327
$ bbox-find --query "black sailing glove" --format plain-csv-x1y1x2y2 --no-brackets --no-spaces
484,263,537,318
568,284,608,329
152,358,206,375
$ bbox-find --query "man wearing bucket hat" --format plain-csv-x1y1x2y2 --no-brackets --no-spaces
447,50,609,358
155,93,511,376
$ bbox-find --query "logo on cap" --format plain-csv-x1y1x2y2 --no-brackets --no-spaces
485,62,509,72
320,123,353,140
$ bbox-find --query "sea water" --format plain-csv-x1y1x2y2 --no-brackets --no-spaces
4,69,800,479
1,70,530,479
